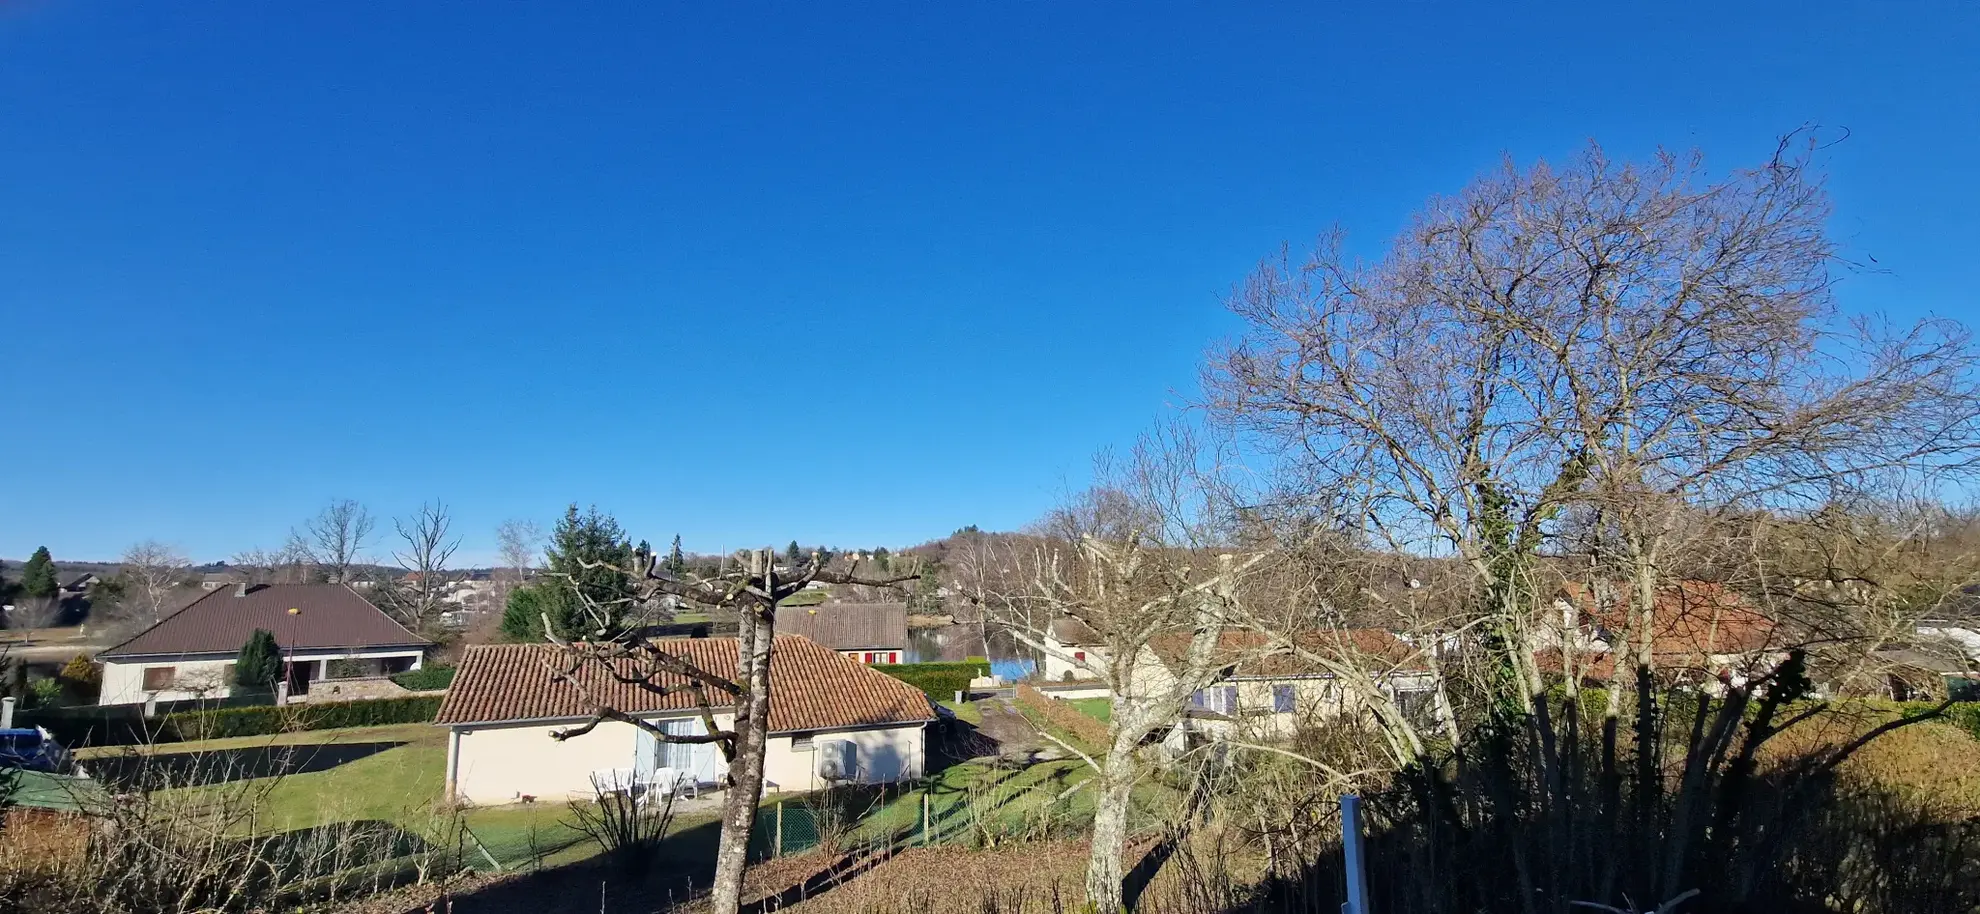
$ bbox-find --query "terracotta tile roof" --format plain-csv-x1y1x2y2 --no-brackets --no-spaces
1147,629,1424,678
777,603,907,651
1557,581,1777,657
1538,581,1780,682
98,584,430,659
435,634,937,732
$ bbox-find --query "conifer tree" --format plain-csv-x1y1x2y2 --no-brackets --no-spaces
235,629,283,690
19,546,57,599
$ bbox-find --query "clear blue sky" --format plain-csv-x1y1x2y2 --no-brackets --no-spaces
2,3,1975,564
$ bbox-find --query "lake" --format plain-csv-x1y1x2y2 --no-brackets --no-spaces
905,623,1036,681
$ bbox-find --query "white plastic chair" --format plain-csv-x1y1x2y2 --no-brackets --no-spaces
591,767,637,796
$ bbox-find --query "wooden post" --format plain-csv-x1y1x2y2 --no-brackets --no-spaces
775,800,784,858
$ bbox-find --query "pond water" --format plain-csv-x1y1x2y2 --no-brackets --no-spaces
905,623,1036,681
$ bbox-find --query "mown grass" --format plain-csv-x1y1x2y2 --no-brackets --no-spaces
1068,698,1111,723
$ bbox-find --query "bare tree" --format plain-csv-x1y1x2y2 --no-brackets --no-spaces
295,498,375,584
1201,137,1980,911
381,501,461,630
7,595,62,633
541,543,917,914
1206,137,1980,728
957,425,1304,912
120,540,191,626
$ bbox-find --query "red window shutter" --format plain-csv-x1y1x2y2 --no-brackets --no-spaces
864,652,875,663
1074,651,1086,661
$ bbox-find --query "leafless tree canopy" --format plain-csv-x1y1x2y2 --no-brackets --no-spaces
294,498,375,584
120,540,190,625
382,501,460,629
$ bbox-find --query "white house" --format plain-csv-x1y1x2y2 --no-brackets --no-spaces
1042,617,1106,682
435,634,937,805
1127,629,1438,743
96,583,431,705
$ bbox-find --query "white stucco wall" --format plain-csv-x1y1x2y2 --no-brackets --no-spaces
762,724,926,792
1041,634,1103,682
448,714,926,805
98,648,426,706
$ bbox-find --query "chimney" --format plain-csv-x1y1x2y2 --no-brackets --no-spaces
235,581,250,597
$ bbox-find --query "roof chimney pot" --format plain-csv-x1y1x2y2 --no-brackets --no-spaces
235,582,249,597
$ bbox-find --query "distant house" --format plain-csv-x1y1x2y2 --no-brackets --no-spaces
1136,629,1436,742
56,572,102,596
96,583,432,705
1533,581,1782,690
435,634,935,804
199,571,245,591
1042,617,1105,682
777,602,908,665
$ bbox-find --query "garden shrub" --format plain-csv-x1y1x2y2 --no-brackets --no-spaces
1016,683,1109,747
390,665,456,691
875,661,987,700
22,696,443,747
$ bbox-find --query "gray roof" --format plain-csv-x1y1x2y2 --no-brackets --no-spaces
777,602,908,652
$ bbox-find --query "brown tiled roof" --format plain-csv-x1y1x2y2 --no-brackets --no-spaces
98,584,431,659
435,634,937,732
1557,581,1777,657
1147,629,1424,678
1538,581,1780,682
777,603,907,651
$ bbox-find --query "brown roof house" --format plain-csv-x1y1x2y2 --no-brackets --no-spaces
777,602,909,665
435,634,936,805
1532,581,1783,691
96,584,432,706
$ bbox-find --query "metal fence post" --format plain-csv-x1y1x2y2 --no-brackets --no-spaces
775,800,785,858
922,791,932,845
1341,794,1369,914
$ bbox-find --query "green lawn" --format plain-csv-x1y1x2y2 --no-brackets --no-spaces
1068,699,1111,723
937,699,983,726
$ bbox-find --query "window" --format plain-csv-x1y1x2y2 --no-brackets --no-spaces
1223,686,1239,713
1273,684,1296,713
221,663,236,685
1189,689,1206,708
792,733,814,751
142,667,177,691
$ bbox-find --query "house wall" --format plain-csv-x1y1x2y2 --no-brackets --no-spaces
1041,634,1102,682
98,648,426,706
761,724,926,792
448,714,926,805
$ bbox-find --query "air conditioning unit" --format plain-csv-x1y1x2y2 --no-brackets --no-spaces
815,739,856,782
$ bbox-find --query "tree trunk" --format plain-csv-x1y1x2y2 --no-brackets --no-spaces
1085,740,1139,912
709,602,775,914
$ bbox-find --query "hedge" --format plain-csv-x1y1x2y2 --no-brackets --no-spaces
26,695,444,748
875,661,989,700
1016,683,1110,748
390,665,456,691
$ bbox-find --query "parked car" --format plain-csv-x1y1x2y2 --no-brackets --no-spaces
0,726,74,774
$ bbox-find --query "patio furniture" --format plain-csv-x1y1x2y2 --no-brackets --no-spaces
590,767,638,796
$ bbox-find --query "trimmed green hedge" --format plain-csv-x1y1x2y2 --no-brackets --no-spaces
390,665,456,691
875,661,989,700
26,695,444,748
